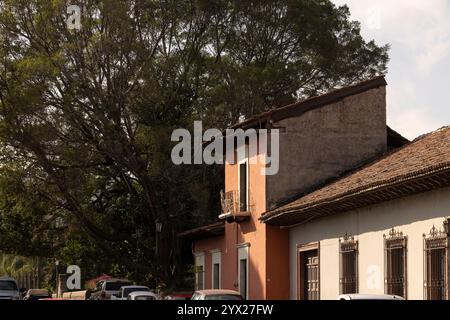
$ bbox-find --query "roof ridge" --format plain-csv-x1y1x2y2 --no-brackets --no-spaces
232,75,387,129
413,125,450,142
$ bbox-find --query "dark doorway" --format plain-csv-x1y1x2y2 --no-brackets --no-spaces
298,244,320,300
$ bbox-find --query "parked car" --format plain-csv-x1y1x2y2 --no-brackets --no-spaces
89,278,132,300
112,285,151,300
164,292,193,300
191,289,244,300
0,277,20,300
127,291,159,300
165,295,189,300
23,289,52,300
338,294,405,300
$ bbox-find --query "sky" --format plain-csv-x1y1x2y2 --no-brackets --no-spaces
332,0,450,140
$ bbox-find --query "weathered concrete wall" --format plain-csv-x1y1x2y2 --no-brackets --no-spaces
266,86,387,209
289,186,450,300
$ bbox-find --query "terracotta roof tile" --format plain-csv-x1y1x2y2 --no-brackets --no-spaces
178,221,225,240
262,126,450,225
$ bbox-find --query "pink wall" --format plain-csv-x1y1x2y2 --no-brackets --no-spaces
193,136,289,299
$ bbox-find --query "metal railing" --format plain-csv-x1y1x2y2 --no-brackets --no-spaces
220,190,253,219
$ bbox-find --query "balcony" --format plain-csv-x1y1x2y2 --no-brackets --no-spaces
219,190,252,223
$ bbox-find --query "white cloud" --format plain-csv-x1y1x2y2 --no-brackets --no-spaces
332,0,450,138
387,79,441,140
365,6,382,30
333,0,450,73
416,40,450,75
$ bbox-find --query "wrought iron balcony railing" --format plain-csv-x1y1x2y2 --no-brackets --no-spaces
219,190,252,222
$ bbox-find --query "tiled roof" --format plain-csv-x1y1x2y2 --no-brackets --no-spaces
262,126,450,226
178,221,225,240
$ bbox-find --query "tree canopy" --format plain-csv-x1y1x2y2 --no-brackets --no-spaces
0,0,389,286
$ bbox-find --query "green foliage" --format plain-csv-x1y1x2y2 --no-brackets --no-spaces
0,253,36,277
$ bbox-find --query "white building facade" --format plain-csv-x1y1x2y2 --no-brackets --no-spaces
289,186,450,300
262,126,450,300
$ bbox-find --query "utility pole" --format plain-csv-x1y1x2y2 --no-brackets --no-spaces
36,256,41,288
55,260,59,297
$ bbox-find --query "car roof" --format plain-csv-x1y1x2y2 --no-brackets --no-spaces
26,289,50,296
338,294,405,300
121,285,149,289
195,289,242,296
0,276,17,281
103,278,130,283
128,291,158,297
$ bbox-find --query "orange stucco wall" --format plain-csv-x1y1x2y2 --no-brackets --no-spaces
193,136,290,299
266,225,290,299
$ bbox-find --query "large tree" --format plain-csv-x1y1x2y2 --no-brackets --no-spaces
0,0,388,284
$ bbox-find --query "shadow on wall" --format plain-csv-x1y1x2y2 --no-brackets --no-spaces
291,187,450,243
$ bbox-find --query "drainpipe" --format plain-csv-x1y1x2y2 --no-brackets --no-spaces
235,222,239,290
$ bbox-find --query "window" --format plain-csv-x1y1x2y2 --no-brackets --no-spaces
213,264,220,289
0,280,18,291
384,228,407,298
239,163,248,211
238,244,249,299
297,242,320,300
239,259,247,298
211,250,221,289
197,265,204,290
105,281,131,291
134,295,156,300
123,286,150,297
194,253,205,291
238,144,249,212
424,225,449,300
339,234,358,294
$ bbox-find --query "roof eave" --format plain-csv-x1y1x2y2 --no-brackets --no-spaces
261,165,450,227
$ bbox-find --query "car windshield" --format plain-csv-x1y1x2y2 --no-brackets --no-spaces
0,280,18,291
105,282,131,291
123,287,150,296
134,295,155,300
204,295,243,300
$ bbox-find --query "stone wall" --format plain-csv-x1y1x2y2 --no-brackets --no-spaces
266,86,387,209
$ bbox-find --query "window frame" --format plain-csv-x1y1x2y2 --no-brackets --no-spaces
237,243,250,300
237,144,249,212
339,234,358,295
384,228,407,299
194,252,205,291
297,242,320,300
211,249,221,290
423,225,449,300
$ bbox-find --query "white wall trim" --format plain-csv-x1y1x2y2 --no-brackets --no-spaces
238,245,249,299
236,242,251,249
194,252,205,290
